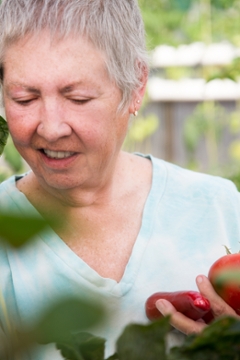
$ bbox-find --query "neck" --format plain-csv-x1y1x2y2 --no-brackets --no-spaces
19,151,132,209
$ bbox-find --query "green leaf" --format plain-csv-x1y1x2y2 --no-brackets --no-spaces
4,136,23,172
0,116,9,156
116,317,171,360
34,297,105,344
2,297,106,359
57,342,85,360
183,120,201,153
0,211,49,247
106,353,118,360
170,316,240,360
57,332,106,360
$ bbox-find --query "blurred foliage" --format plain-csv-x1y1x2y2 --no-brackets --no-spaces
0,210,106,359
123,115,159,152
183,101,226,167
0,211,50,247
138,0,240,189
139,0,240,49
3,296,106,359
0,111,27,184
0,116,9,156
123,94,159,153
164,66,197,80
57,332,106,360
48,315,240,359
183,101,240,190
4,135,24,172
207,57,240,82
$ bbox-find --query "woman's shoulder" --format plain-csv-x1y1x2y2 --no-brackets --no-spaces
0,174,27,208
150,155,240,203
0,175,17,193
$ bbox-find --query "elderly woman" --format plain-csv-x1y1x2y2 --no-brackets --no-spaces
0,0,240,359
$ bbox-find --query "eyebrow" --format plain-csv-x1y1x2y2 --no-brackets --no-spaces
61,81,88,94
6,80,95,95
5,83,41,95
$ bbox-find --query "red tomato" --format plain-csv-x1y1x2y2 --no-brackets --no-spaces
208,253,240,315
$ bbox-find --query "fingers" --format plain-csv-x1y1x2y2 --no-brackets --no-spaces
196,275,238,318
154,275,240,336
156,299,207,335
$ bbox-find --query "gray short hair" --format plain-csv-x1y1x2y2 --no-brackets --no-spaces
0,0,149,111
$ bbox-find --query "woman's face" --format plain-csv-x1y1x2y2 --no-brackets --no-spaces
3,33,133,191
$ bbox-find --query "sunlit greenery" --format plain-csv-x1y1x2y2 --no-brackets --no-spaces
139,0,240,48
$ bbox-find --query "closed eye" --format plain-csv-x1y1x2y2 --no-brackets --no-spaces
70,98,91,105
14,98,37,106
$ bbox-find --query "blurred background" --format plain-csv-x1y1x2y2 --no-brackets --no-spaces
1,0,240,188
125,0,240,189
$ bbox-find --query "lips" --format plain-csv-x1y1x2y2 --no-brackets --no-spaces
42,149,76,159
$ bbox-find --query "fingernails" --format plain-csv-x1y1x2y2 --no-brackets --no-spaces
156,299,169,315
197,275,203,284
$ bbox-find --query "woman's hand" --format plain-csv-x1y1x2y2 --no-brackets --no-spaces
196,275,238,319
155,275,239,335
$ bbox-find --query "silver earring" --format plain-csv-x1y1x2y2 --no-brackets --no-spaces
133,110,138,116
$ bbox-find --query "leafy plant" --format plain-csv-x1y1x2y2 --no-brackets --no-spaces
170,316,240,360
183,101,227,171
56,332,106,360
139,0,240,48
123,94,159,154
0,116,9,156
57,315,240,360
0,116,26,182
0,210,106,359
4,135,24,173
207,57,240,82
56,316,172,360
0,211,50,247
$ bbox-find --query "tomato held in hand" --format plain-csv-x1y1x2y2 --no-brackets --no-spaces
208,249,240,315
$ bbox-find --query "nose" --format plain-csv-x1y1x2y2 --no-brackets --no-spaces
37,100,72,142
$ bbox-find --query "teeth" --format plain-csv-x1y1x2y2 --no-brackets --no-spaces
43,149,75,159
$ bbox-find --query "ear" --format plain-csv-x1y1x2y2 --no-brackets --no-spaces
129,63,149,115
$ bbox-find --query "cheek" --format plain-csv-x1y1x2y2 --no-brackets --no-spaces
114,113,129,146
76,111,116,147
80,126,120,161
83,126,114,153
5,108,34,146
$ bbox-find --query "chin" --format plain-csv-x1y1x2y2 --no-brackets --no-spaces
38,174,87,191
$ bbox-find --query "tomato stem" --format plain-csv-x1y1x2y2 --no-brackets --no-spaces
223,245,231,254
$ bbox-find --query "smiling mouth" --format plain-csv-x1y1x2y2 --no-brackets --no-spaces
41,149,76,159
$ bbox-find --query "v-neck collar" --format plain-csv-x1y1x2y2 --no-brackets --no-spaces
5,154,167,297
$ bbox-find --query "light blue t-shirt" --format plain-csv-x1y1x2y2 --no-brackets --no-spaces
1,155,240,359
